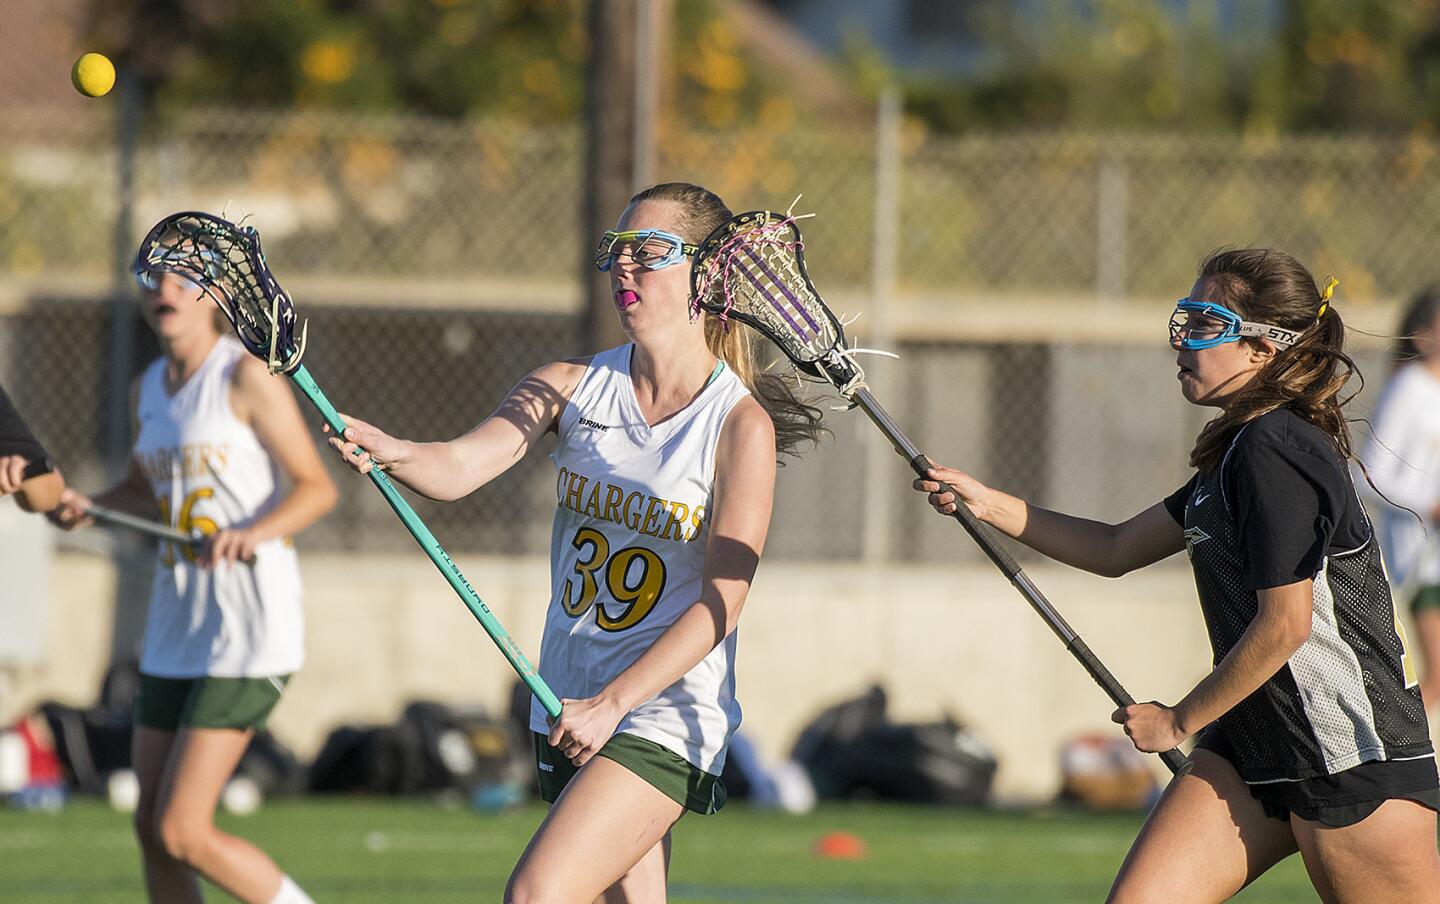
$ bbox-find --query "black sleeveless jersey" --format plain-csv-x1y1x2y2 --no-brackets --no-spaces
1163,409,1431,783
0,380,48,463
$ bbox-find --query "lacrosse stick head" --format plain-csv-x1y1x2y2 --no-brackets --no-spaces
134,211,306,374
689,209,861,392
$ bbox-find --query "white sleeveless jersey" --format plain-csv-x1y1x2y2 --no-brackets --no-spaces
132,337,304,678
530,344,752,774
1359,363,1440,589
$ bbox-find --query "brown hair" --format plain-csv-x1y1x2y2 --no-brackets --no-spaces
1187,248,1359,473
628,182,827,459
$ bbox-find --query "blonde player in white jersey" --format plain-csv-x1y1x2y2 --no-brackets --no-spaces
327,182,824,902
50,271,336,904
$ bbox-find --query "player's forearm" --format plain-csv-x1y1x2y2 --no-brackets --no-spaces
247,476,337,542
1173,607,1310,736
601,595,742,714
386,437,518,501
377,439,471,500
1009,503,1128,576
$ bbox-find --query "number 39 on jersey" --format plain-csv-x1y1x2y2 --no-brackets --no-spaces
558,526,668,632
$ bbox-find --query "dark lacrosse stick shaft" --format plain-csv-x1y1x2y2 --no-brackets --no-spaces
86,504,199,547
850,386,1193,777
84,504,262,565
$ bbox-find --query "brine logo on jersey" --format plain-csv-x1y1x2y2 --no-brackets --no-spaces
1183,525,1212,555
578,417,610,431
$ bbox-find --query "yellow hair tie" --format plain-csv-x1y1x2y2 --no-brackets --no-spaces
1317,276,1338,319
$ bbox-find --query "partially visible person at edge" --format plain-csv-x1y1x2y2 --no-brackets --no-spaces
0,380,64,512
916,249,1439,904
50,267,337,904
324,182,826,903
1359,287,1440,711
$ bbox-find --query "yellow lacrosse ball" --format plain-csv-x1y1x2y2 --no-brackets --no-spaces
71,53,116,98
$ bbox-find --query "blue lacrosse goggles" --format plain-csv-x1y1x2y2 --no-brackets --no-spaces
1169,299,1302,350
134,269,200,292
593,229,698,272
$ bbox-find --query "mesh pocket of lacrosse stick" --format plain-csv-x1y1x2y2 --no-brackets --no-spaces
690,207,884,395
134,211,307,375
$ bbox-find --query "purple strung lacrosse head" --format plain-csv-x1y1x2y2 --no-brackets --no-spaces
690,208,856,389
134,211,307,374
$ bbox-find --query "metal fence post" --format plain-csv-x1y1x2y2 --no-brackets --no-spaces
861,87,901,563
103,72,154,669
105,71,140,478
1096,156,1128,301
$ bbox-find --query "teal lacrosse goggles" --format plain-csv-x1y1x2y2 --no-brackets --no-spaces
135,270,200,292
593,229,698,272
1168,299,1302,350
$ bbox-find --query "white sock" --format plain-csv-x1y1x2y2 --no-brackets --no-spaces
267,875,315,904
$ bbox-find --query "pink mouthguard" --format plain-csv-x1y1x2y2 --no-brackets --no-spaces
615,289,638,309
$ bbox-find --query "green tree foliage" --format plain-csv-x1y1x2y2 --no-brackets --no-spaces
86,0,803,127
88,0,1440,133
90,0,591,120
861,0,1440,134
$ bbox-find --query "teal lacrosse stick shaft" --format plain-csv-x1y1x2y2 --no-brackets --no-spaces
289,364,562,719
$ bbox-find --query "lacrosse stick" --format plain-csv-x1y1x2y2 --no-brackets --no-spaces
83,503,260,564
134,211,561,719
86,503,198,547
691,206,1193,776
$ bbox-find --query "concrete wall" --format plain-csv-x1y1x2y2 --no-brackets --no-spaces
4,547,1222,801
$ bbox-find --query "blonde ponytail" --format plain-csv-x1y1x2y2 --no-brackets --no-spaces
630,182,828,459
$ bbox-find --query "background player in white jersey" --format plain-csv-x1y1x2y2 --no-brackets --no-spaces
326,181,823,903
916,249,1440,903
50,270,336,904
1360,288,1440,711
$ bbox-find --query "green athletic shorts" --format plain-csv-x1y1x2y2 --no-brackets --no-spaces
534,732,726,815
134,673,290,732
1411,585,1440,615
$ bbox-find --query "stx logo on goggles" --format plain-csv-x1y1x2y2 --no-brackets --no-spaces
1169,299,1302,351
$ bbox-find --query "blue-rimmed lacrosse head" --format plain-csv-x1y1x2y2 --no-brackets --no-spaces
593,229,698,272
135,212,307,374
1169,299,1302,350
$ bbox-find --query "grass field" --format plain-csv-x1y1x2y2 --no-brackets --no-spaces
0,797,1321,903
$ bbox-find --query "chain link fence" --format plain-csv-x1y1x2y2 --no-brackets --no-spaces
0,107,1422,559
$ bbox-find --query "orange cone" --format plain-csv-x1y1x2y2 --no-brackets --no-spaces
814,831,866,859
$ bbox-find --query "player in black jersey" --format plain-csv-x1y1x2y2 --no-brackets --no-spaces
915,249,1440,903
0,380,63,513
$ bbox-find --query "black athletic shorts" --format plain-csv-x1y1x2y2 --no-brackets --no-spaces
1196,725,1440,827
